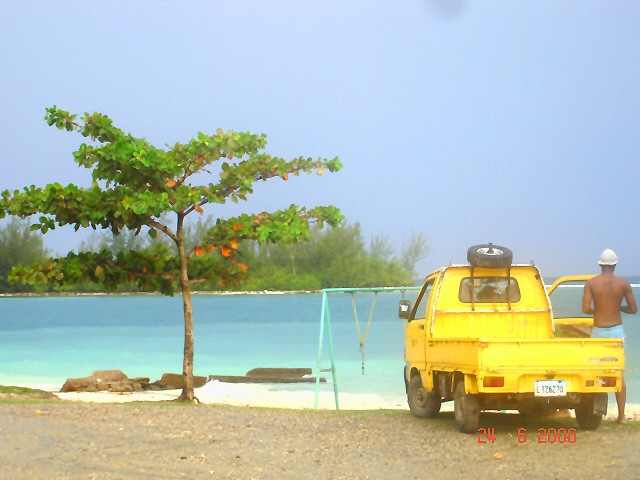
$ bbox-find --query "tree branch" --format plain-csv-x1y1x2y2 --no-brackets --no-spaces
147,218,179,243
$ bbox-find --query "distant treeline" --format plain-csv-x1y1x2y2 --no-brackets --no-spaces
0,218,427,293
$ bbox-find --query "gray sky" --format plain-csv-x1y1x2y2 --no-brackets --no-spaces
1,1,639,278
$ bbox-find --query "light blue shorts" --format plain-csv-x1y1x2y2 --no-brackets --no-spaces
591,325,625,350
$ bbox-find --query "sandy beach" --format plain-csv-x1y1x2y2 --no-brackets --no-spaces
55,381,408,411
50,380,640,423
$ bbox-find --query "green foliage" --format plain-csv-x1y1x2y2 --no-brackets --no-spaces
0,218,49,292
0,106,343,294
240,267,322,291
44,221,421,292
237,223,415,290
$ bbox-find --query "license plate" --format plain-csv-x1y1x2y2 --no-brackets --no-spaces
534,380,566,397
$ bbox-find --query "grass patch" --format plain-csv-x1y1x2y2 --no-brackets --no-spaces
0,385,43,395
0,385,61,403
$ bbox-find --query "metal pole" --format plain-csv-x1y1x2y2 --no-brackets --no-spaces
325,296,339,409
314,290,328,409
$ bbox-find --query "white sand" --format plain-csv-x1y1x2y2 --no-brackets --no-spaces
51,380,640,421
54,380,408,410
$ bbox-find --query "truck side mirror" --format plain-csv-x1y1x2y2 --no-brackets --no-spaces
399,300,411,319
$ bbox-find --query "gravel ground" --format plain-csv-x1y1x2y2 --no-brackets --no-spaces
0,402,638,480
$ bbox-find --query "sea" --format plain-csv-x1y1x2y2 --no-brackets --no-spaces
0,281,639,407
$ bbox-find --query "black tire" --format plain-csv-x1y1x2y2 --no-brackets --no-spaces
575,396,603,430
454,381,480,434
407,375,441,418
467,243,513,269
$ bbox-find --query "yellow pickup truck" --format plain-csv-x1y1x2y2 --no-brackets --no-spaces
399,244,624,434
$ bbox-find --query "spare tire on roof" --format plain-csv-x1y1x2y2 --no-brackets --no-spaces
467,243,513,268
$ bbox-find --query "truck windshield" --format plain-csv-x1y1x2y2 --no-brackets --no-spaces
458,277,521,303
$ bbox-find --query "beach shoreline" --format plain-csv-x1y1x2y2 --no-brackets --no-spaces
0,289,323,298
13,380,632,422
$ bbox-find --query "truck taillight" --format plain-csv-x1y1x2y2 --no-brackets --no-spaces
597,376,617,387
483,376,504,387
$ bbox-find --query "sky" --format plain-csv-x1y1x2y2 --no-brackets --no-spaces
1,1,639,278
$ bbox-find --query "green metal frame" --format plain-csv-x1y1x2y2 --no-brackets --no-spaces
314,286,421,410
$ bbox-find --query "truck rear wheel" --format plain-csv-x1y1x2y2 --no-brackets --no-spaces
408,375,441,418
454,381,480,434
575,395,604,430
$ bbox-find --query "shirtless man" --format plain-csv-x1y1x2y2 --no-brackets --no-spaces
582,248,637,424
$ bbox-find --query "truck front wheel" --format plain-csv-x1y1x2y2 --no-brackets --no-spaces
408,375,441,418
454,381,480,434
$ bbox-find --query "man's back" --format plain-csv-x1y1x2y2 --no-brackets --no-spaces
583,273,636,327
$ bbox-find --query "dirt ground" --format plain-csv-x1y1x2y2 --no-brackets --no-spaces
1,402,638,480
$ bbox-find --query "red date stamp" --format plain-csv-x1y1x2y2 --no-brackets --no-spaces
478,427,577,444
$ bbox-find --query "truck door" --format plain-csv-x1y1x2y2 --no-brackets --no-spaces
547,275,595,337
405,276,436,369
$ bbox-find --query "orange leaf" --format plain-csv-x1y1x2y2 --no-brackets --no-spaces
257,213,265,219
253,219,261,225
166,179,176,187
238,262,248,272
233,222,243,231
282,173,289,181
226,152,234,159
229,239,238,249
259,162,265,168
207,245,215,252
195,246,203,257
194,205,203,214
142,266,147,273
128,274,135,282
221,246,231,258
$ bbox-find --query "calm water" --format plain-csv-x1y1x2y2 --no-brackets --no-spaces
0,285,639,405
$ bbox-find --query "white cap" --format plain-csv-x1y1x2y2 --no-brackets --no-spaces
598,248,618,266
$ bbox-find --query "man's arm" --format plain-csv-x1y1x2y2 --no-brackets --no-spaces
620,283,638,314
582,283,594,315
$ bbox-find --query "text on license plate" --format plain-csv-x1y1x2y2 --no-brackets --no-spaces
534,380,567,397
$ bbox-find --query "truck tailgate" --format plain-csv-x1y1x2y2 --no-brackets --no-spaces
427,337,624,372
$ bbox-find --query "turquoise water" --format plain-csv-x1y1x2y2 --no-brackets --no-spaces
0,287,638,404
0,293,411,400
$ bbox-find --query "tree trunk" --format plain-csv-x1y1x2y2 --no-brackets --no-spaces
176,239,195,402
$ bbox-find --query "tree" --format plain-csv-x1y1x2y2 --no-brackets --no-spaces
401,232,429,279
369,234,394,260
0,106,343,401
0,218,49,293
